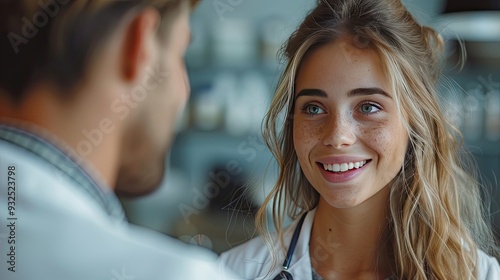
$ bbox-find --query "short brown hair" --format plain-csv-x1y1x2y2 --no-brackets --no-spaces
0,0,194,102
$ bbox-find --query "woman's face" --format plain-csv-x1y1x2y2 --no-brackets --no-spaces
293,39,409,209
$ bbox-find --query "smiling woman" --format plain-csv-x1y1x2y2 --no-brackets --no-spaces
293,39,408,210
219,0,500,279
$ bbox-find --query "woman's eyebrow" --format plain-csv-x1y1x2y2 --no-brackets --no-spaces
295,89,328,99
348,87,392,99
295,87,392,99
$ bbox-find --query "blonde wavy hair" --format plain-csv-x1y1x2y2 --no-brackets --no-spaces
255,0,499,279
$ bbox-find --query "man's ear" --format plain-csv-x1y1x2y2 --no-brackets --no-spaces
121,8,160,82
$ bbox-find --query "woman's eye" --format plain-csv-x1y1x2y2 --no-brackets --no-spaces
360,103,380,114
304,104,324,115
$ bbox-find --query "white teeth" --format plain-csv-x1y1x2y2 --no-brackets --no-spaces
332,164,340,172
340,163,348,172
322,160,368,173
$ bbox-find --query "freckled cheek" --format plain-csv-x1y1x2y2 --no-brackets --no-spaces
363,123,407,165
293,121,322,160
357,119,382,144
388,122,409,162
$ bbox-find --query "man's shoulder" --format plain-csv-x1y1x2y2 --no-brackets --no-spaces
0,141,235,279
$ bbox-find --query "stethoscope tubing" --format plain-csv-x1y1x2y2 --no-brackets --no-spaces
272,212,309,280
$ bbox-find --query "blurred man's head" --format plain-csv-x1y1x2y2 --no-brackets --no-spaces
0,0,196,196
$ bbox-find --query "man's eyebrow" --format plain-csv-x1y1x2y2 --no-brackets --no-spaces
348,87,392,99
295,89,328,99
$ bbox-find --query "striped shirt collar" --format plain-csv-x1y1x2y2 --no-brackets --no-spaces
0,124,126,221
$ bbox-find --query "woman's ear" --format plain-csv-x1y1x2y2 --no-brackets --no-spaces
120,8,160,83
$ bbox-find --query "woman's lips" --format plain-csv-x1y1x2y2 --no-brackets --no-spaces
321,160,367,172
317,160,371,183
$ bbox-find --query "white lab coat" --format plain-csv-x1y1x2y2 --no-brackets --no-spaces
219,209,500,280
0,129,236,279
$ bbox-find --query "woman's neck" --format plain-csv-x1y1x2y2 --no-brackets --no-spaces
309,192,394,279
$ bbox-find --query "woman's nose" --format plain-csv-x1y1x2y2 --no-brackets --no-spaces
322,113,356,149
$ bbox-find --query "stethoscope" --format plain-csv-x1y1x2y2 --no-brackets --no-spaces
272,212,308,280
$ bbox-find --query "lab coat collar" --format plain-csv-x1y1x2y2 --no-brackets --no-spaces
0,124,126,220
